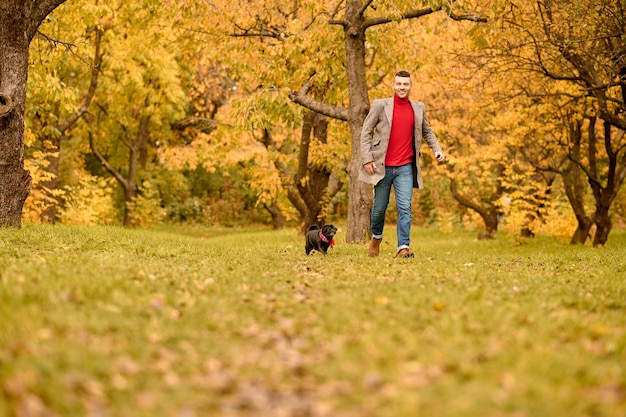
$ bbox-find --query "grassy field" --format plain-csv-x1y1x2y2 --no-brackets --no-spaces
1,224,625,417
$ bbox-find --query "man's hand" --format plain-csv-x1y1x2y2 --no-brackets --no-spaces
435,151,445,162
364,162,377,175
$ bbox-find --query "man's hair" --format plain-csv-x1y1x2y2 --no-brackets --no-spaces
395,70,411,78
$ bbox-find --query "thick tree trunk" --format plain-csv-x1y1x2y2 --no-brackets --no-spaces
566,119,626,246
344,0,372,244
123,188,136,227
593,204,612,247
0,5,33,226
0,0,67,226
122,112,150,227
562,120,592,244
570,220,592,245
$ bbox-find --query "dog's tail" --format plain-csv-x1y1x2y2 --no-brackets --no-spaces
308,225,320,231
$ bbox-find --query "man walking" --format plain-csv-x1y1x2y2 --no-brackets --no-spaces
359,70,444,258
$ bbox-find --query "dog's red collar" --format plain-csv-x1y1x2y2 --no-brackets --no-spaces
319,230,334,248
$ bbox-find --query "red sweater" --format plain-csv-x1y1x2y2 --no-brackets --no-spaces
385,94,415,166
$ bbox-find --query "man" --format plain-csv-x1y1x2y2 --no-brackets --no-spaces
359,70,444,258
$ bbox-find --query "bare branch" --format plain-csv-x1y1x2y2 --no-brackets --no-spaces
288,80,348,121
448,11,488,23
88,130,128,189
260,128,307,217
58,26,104,133
327,0,347,24
358,0,374,17
364,8,434,29
364,6,487,29
34,30,76,51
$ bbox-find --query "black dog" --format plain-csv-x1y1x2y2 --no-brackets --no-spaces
305,224,337,255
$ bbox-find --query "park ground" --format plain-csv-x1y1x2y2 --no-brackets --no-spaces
1,224,625,417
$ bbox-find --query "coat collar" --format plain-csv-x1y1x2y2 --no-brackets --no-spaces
384,97,418,122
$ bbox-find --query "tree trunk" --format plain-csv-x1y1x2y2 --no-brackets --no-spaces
575,119,626,247
296,111,323,228
0,0,67,227
296,111,343,230
263,201,284,229
123,187,137,227
0,5,33,226
344,0,373,244
570,221,592,245
122,112,150,227
593,204,612,247
561,120,592,244
590,121,624,247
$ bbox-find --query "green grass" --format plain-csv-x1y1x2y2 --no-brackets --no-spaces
1,224,625,417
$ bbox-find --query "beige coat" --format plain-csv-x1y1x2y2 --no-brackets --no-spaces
359,98,442,189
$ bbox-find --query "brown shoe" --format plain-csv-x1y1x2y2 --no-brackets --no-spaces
368,238,382,257
395,248,414,258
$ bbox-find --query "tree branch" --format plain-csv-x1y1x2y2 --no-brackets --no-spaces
28,0,67,41
88,130,128,189
327,0,348,26
449,11,488,23
449,177,488,218
58,26,104,133
364,6,487,29
288,80,348,121
358,0,374,16
261,128,307,217
364,7,434,29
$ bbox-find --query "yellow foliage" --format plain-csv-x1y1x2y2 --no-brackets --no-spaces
127,181,167,228
58,176,116,226
22,151,58,224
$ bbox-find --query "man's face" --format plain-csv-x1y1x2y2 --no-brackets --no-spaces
393,76,412,98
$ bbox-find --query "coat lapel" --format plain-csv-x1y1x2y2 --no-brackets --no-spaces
384,98,393,124
410,100,423,139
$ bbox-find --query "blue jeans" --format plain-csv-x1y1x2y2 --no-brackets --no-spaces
371,163,413,250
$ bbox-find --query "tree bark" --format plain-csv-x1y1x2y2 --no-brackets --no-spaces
562,120,593,244
342,0,374,244
593,204,612,247
0,0,67,226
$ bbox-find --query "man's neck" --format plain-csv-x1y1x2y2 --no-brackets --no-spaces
394,94,410,104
